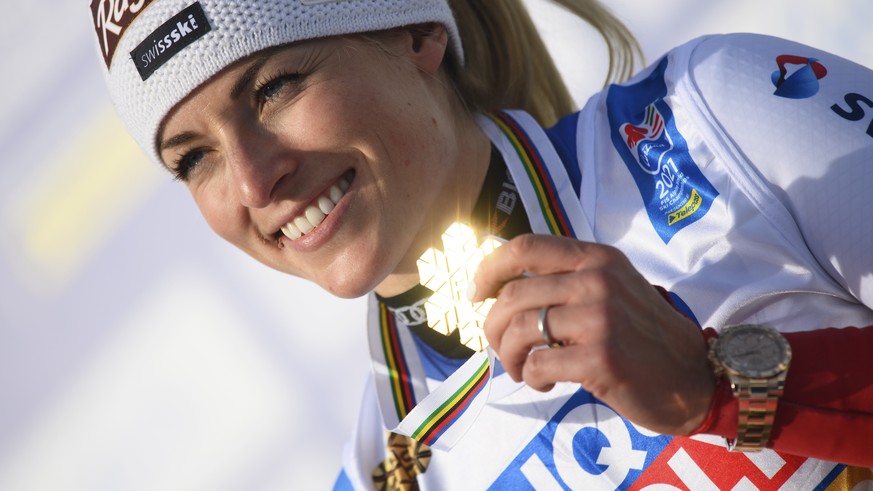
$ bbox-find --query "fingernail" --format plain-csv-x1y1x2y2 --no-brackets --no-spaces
466,281,477,302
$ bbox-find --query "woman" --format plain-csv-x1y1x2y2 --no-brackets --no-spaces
90,0,873,489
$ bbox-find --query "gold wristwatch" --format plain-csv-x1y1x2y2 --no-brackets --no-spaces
708,324,792,451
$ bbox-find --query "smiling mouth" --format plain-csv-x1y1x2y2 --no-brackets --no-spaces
280,170,354,240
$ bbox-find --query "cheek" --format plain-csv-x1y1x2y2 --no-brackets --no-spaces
305,69,424,140
190,183,247,245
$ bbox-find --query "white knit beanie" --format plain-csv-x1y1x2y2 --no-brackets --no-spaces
89,0,463,165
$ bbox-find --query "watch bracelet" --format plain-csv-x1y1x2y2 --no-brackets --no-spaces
706,325,791,453
727,375,786,451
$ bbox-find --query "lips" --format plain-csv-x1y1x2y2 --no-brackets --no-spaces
280,171,353,240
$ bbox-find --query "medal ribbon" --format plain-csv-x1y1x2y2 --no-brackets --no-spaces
484,111,577,238
482,110,594,241
367,110,591,451
376,302,419,420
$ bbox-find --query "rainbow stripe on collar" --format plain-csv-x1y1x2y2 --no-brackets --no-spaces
486,111,575,238
378,302,417,420
371,110,583,449
411,356,490,446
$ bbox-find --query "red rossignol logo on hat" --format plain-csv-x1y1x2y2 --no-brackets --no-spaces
91,0,157,70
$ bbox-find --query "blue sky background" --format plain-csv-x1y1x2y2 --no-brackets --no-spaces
1,1,870,489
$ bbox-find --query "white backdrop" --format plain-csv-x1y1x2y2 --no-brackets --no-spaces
1,1,870,490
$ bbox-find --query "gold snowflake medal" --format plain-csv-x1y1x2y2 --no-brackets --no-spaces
416,222,503,352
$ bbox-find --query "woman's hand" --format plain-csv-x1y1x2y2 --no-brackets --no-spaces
469,234,715,436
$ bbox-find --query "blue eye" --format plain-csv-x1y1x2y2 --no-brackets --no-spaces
173,148,206,181
261,78,288,99
255,72,304,105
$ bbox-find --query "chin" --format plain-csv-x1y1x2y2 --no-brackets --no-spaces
319,277,380,299
314,266,386,299
252,245,393,299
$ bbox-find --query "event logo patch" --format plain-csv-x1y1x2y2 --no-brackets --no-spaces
606,57,719,243
130,2,211,81
621,103,671,176
771,54,828,99
91,0,157,70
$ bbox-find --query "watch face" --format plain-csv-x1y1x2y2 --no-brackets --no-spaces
718,324,791,378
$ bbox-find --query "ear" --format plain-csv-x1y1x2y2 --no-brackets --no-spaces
408,23,449,74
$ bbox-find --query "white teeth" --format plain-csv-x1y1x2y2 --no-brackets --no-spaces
282,222,302,240
305,205,326,226
328,184,343,203
280,174,352,241
294,216,314,234
318,196,335,214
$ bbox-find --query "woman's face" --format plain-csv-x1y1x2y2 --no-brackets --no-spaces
158,30,485,298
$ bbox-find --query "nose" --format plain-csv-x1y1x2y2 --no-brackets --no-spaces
224,122,293,209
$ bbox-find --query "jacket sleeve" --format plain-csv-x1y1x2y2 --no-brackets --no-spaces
695,326,873,467
683,36,873,465
686,33,873,310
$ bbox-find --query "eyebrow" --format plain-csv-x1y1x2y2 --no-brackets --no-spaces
230,51,277,100
158,50,281,153
159,131,197,152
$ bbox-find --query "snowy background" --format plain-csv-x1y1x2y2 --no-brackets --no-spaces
1,0,871,489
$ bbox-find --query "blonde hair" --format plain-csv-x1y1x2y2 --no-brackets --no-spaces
446,0,641,127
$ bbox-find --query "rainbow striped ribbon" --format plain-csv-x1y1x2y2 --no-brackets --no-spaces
377,302,417,420
369,110,588,450
485,111,575,238
409,353,490,446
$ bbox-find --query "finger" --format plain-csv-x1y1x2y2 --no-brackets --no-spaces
539,302,610,348
494,308,550,381
522,344,602,393
471,234,622,302
483,269,619,353
483,273,575,352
